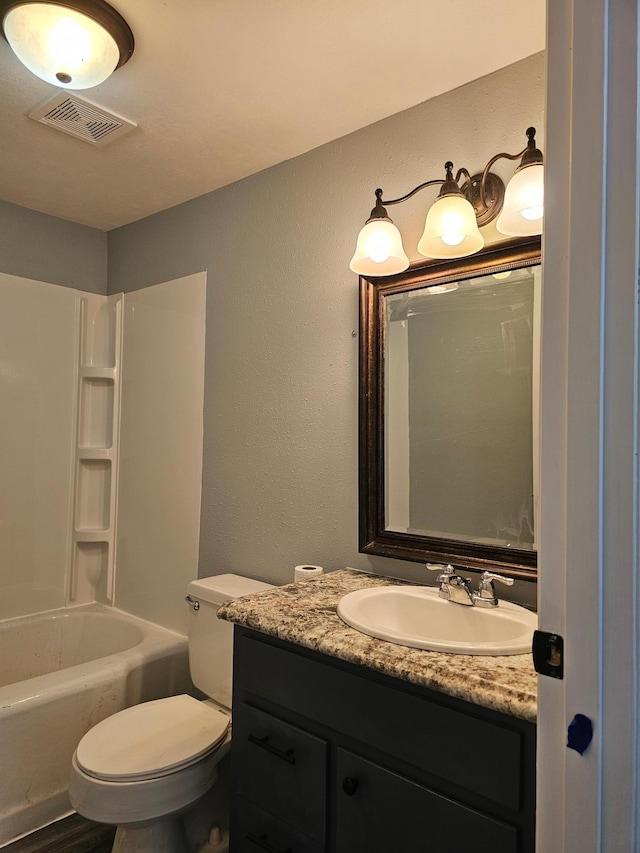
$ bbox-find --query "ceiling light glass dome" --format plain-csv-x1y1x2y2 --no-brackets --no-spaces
1,1,134,89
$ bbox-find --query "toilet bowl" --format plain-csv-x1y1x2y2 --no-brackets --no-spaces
69,574,272,853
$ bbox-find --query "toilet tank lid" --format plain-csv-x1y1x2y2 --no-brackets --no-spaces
187,573,273,605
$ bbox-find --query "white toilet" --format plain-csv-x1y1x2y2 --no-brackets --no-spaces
69,574,272,853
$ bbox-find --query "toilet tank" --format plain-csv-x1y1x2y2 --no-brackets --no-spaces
186,573,273,709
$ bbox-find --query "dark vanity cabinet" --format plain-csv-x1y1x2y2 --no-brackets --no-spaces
230,628,536,853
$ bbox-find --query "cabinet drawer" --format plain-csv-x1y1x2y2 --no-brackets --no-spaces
235,630,527,811
234,797,325,853
336,749,519,853
233,703,328,843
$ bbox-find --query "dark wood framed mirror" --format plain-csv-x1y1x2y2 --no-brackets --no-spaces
359,236,541,581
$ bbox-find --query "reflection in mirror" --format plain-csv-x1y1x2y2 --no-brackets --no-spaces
386,265,538,547
359,237,541,580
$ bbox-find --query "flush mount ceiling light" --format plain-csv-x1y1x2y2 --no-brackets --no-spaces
350,127,544,277
0,0,134,89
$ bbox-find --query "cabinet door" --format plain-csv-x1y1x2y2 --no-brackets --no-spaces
234,797,325,853
336,749,519,853
233,703,328,843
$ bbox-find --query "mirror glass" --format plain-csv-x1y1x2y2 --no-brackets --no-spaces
359,237,541,580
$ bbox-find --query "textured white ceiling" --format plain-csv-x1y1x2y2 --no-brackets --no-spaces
0,0,545,231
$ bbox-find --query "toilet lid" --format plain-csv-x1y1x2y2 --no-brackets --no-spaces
76,695,230,782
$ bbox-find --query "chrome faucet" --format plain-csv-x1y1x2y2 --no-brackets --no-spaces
427,564,474,605
426,564,514,607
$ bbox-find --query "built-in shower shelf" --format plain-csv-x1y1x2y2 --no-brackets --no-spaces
78,373,115,449
75,530,112,542
78,448,114,461
70,293,123,607
79,366,117,380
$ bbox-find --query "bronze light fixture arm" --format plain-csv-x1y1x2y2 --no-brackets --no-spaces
376,158,489,210
371,158,506,229
456,166,474,187
370,180,446,220
379,178,446,207
477,148,526,209
477,127,543,210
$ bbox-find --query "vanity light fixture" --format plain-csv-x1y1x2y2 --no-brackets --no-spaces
350,127,544,276
0,0,134,89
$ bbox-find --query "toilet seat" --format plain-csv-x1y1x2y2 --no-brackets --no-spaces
75,695,230,782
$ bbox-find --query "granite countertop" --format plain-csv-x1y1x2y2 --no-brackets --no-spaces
218,568,537,723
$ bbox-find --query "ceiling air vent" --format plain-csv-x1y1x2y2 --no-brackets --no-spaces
28,92,137,147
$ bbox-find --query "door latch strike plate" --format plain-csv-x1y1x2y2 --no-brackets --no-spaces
532,630,564,679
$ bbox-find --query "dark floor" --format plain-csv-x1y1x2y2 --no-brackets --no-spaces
4,813,115,853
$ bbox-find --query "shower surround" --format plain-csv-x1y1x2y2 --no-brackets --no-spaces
0,270,206,845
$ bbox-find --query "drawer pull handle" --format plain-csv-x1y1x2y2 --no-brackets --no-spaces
342,776,359,796
246,831,292,853
248,734,296,765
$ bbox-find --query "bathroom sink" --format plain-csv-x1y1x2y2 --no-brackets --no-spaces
337,585,536,655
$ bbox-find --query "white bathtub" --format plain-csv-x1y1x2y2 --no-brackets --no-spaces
0,604,191,848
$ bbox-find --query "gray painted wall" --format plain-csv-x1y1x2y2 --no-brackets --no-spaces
108,54,544,606
0,199,107,293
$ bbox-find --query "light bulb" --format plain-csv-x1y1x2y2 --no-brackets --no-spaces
441,233,465,247
47,14,92,71
517,177,543,221
439,208,467,247
521,205,544,221
366,231,392,264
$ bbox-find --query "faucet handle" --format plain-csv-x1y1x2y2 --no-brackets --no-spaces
480,571,514,587
426,563,455,583
473,571,514,607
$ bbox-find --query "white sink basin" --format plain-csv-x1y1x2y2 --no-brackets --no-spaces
337,585,537,656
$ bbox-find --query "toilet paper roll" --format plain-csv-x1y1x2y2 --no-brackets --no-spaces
294,565,324,582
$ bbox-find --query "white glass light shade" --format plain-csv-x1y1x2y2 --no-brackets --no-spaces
3,3,120,89
496,163,544,236
417,194,484,259
349,219,410,276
